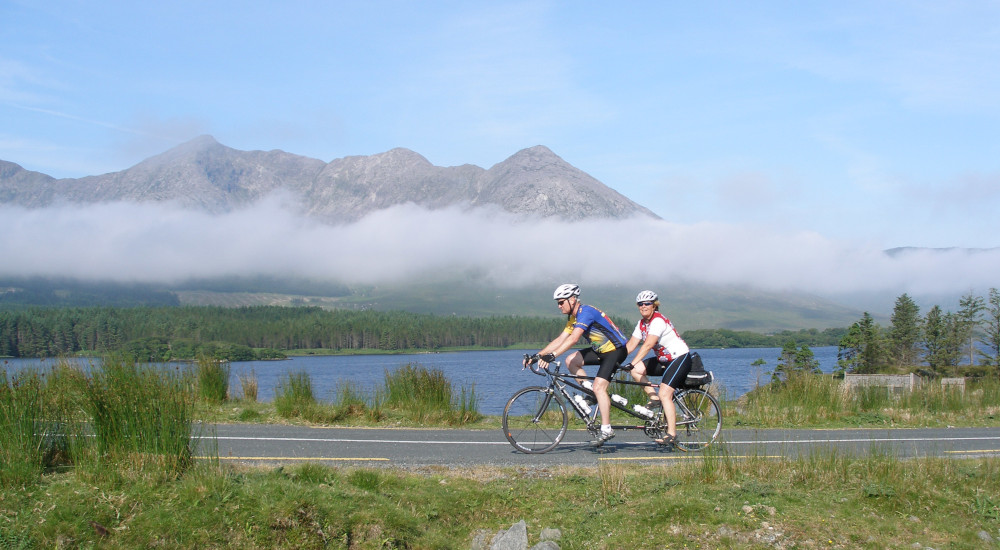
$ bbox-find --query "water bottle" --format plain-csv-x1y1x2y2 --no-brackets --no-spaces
574,394,593,415
611,394,628,406
633,404,653,418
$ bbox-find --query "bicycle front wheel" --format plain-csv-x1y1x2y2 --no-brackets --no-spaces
502,386,568,454
674,388,722,452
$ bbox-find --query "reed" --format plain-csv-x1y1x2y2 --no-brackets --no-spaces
330,381,372,421
273,370,316,419
196,356,231,404
383,363,451,410
237,367,259,402
382,363,481,424
451,385,482,425
80,355,195,476
0,370,45,487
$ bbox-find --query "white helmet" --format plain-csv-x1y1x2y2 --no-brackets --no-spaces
636,290,658,303
553,283,581,300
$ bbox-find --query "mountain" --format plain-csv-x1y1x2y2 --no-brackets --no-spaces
0,136,657,222
0,138,872,330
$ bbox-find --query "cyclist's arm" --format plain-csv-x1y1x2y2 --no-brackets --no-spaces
538,327,584,366
626,333,659,367
624,335,641,354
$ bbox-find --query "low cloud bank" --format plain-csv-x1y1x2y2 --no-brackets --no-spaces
2,196,997,300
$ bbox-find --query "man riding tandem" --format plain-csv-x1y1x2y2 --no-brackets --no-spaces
526,284,627,446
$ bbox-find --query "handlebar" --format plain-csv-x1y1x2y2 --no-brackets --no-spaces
522,353,560,376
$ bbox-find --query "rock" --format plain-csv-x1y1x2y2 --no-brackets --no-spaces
490,520,528,550
530,543,560,550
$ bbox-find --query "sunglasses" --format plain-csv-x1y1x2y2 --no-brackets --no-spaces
637,301,655,307
556,299,569,306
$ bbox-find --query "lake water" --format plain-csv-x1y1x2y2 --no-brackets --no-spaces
3,346,839,415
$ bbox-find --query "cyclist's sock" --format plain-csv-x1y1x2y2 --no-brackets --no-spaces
601,424,612,434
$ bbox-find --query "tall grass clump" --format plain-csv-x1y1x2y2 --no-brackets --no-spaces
274,370,316,419
331,381,380,421
237,367,258,402
382,363,481,424
196,356,231,404
452,385,481,424
739,373,844,426
82,355,195,476
0,370,45,487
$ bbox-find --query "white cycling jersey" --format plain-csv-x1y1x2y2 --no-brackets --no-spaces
632,311,689,361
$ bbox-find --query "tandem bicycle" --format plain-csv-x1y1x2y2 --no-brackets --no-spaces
502,354,722,454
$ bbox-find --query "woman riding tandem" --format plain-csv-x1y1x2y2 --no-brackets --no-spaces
526,284,627,446
622,290,692,448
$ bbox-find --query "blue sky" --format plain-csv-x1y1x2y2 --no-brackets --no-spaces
2,1,1000,300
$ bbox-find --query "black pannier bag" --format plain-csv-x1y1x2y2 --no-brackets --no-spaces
684,351,713,387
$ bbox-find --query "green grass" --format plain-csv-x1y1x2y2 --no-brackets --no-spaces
2,451,998,548
5,357,1000,547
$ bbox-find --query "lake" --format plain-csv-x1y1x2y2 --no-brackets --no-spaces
4,346,839,415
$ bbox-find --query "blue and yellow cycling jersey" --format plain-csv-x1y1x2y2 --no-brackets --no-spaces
563,304,626,353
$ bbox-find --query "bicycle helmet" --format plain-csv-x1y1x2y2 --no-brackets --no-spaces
553,283,581,300
636,290,658,303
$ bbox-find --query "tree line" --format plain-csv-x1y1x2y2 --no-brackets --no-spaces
0,306,563,360
836,290,1000,378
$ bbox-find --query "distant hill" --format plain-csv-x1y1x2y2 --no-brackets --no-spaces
173,277,864,332
0,136,657,223
0,275,862,332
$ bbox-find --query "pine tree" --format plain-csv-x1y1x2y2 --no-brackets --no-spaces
980,288,1000,370
837,312,885,374
923,305,961,373
888,293,922,367
956,292,985,366
773,340,821,381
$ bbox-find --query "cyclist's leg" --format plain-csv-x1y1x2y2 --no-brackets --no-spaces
565,349,587,381
591,348,627,430
637,357,665,404
656,354,692,440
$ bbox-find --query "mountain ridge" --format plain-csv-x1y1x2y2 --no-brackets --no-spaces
0,137,658,223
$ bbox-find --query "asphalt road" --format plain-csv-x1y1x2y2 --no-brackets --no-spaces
195,424,1000,468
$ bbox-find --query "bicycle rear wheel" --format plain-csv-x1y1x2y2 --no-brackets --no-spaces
674,388,722,452
502,386,568,454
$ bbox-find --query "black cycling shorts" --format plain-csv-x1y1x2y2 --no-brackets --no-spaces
580,347,628,381
643,353,692,389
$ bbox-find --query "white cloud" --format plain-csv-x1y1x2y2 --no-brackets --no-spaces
2,198,997,301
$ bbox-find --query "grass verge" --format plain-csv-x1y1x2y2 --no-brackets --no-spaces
2,450,998,548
